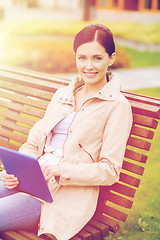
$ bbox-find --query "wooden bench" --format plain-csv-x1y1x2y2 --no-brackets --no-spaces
0,64,160,240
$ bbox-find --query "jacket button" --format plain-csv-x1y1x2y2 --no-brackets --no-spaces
69,130,72,133
65,178,70,181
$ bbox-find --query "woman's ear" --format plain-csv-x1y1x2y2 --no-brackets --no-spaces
108,53,116,66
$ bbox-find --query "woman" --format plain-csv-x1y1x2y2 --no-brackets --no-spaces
0,24,132,240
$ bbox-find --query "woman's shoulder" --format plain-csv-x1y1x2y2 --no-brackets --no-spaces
114,91,131,110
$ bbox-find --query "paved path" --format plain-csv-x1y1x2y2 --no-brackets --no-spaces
114,66,160,90
55,66,160,91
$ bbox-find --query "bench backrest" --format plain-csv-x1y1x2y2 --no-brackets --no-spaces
0,64,160,236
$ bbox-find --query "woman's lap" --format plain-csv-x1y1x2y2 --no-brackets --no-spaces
0,181,41,232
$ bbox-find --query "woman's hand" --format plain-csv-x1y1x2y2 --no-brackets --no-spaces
1,170,19,189
40,164,60,183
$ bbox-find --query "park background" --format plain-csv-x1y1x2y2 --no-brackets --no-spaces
0,0,160,239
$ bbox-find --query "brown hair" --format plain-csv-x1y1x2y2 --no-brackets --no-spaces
73,24,115,57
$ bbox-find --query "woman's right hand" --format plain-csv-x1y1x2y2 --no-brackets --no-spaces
1,170,19,189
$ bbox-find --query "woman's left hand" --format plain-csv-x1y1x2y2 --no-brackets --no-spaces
40,164,61,183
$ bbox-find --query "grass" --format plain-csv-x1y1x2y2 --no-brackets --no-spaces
107,87,160,240
122,47,160,68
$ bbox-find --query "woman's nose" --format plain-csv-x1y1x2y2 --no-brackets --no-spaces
86,61,94,70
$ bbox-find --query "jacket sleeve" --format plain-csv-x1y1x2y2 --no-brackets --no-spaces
19,90,59,158
58,97,133,186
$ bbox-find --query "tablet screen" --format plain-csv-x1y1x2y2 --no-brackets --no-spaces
0,146,53,203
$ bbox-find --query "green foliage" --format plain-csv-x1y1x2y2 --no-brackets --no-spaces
0,19,159,70
0,38,131,73
0,20,160,44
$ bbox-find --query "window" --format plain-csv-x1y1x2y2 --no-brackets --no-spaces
101,0,106,8
113,0,118,7
145,0,152,9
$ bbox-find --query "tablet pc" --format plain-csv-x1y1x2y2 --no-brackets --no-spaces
0,146,53,203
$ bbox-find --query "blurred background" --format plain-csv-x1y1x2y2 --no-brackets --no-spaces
0,0,160,239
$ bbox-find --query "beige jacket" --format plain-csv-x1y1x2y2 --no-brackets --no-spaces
19,74,133,240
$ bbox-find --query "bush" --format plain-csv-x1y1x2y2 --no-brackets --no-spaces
1,38,130,73
112,46,131,69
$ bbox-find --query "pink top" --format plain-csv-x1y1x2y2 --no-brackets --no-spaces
50,111,76,151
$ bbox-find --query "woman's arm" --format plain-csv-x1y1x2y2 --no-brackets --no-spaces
19,90,60,158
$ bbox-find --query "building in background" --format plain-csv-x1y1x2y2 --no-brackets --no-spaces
38,0,82,10
95,0,160,11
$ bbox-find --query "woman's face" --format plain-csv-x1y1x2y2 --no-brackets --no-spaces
75,41,115,87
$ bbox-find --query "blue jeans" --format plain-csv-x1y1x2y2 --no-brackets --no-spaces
0,181,41,232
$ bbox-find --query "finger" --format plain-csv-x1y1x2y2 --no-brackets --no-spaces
1,171,18,182
5,183,19,190
45,172,53,183
1,170,15,179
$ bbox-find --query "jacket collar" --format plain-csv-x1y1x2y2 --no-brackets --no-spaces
58,73,121,104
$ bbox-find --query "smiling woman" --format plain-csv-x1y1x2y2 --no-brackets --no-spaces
0,24,133,240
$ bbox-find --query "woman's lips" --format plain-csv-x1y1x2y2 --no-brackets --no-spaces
83,72,97,78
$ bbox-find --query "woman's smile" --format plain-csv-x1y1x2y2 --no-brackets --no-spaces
83,71,98,78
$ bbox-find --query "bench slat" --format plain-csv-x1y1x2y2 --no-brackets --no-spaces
123,91,160,107
94,212,120,233
87,219,109,239
127,136,151,150
119,172,141,187
131,125,154,139
0,90,48,110
0,100,44,119
133,114,158,128
71,237,82,240
0,119,30,136
0,109,37,127
0,139,19,151
131,101,160,119
0,65,70,86
83,225,101,240
0,74,64,93
97,202,128,222
17,231,45,240
0,79,53,101
0,128,27,144
103,182,136,198
99,190,133,209
122,160,144,175
125,149,147,163
76,229,92,240
0,231,29,240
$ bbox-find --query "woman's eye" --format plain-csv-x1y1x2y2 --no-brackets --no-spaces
94,57,101,61
78,56,86,61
